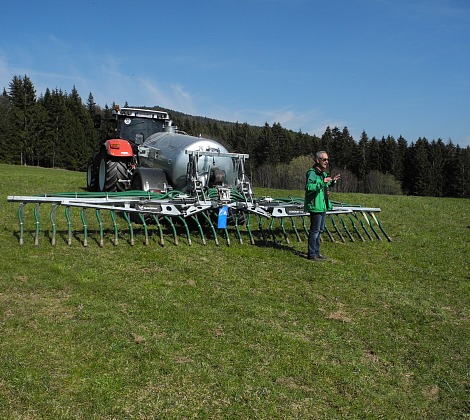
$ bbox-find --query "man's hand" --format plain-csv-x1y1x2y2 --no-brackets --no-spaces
325,174,340,184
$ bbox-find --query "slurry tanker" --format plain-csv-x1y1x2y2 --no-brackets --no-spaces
7,106,390,247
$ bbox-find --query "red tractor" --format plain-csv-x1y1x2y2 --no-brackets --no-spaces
86,106,172,192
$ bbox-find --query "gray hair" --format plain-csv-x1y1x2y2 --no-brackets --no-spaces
315,151,327,159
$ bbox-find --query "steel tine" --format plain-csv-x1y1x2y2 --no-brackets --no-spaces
18,203,25,246
329,214,345,242
81,208,88,247
152,215,165,246
338,214,354,242
370,212,392,242
210,209,230,246
123,212,135,245
178,216,192,246
110,210,119,245
138,213,149,245
290,217,301,242
280,217,290,244
223,227,231,246
354,212,373,240
324,224,335,242
34,203,40,246
191,215,206,246
164,216,178,246
258,216,267,245
268,217,278,246
362,211,381,240
50,204,59,246
234,213,243,244
201,211,218,246
301,216,309,237
347,213,364,241
65,206,73,245
378,218,392,242
95,209,104,247
245,213,255,245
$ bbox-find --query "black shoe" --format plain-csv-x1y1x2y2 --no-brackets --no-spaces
307,255,326,261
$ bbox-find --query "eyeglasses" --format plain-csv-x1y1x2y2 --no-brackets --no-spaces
319,158,329,162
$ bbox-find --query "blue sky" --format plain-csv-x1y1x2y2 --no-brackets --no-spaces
1,0,469,147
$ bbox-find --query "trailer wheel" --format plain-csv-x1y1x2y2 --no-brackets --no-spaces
130,169,169,223
86,157,98,191
98,155,128,192
130,168,169,193
130,172,145,191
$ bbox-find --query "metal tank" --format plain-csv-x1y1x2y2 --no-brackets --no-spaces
138,131,237,192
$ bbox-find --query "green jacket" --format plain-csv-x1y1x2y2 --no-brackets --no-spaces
304,166,333,213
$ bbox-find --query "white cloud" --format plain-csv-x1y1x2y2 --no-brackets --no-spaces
191,102,346,138
136,79,197,114
249,107,348,137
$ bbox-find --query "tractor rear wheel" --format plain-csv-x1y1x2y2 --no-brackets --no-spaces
98,155,128,192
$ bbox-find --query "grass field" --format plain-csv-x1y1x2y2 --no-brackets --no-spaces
1,163,469,418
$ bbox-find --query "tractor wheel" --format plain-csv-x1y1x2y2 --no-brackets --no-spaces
86,157,98,191
98,155,128,192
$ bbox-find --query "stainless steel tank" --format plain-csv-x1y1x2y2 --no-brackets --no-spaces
138,132,236,191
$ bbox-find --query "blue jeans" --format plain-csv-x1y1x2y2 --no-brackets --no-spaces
308,212,326,258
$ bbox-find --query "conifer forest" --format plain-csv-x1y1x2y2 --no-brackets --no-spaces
2,75,469,198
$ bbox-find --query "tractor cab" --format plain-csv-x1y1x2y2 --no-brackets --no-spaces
114,107,174,145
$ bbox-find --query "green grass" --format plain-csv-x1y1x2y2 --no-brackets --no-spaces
1,163,469,418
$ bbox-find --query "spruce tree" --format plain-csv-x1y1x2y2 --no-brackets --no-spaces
410,138,432,196
0,89,12,162
353,131,369,190
8,75,38,165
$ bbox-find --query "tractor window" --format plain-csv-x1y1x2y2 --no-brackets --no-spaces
118,118,165,143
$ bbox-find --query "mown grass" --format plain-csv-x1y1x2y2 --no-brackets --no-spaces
1,163,469,418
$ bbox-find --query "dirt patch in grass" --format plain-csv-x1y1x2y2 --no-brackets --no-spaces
0,291,73,320
326,310,353,323
422,385,440,401
276,377,314,393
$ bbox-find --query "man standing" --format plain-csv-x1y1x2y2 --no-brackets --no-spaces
304,151,340,261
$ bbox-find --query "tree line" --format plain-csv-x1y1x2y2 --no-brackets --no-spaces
1,75,469,198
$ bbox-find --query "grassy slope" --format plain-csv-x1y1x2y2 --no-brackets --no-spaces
0,164,468,418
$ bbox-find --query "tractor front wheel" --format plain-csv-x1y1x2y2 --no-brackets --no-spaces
98,155,128,192
86,157,98,191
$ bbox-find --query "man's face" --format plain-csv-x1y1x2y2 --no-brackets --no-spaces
316,154,329,170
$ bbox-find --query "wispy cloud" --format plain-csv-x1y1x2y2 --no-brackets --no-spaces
199,103,345,137
137,79,197,114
